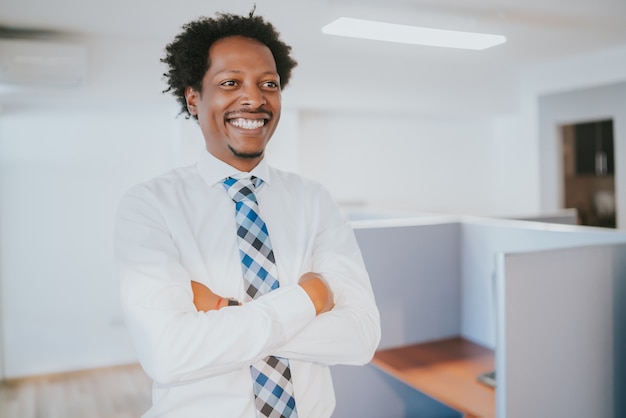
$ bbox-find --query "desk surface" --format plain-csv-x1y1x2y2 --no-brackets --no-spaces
371,337,495,418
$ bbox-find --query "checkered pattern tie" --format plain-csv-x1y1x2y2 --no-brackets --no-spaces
222,176,298,418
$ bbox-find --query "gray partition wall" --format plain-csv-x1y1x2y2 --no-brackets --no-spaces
496,244,626,418
332,220,462,418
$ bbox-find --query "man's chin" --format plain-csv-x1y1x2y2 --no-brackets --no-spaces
228,146,264,160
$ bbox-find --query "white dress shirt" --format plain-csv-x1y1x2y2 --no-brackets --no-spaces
115,151,381,418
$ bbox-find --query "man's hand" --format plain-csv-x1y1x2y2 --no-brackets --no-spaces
191,280,228,312
299,272,334,315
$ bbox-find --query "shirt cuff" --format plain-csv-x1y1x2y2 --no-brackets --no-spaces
256,284,316,341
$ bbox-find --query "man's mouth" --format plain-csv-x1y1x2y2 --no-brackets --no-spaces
228,118,266,130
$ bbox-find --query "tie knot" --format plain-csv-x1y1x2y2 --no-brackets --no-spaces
222,176,261,203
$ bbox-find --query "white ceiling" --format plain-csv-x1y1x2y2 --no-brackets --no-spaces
1,0,626,115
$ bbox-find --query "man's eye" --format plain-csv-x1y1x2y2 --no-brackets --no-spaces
262,81,279,89
221,80,237,87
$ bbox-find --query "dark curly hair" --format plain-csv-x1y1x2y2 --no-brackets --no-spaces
161,9,298,119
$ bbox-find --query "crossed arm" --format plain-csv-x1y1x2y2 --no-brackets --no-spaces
116,185,380,383
191,272,334,315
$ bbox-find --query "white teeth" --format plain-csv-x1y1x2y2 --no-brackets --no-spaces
229,118,265,129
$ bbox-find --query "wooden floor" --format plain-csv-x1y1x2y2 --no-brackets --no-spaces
0,363,152,418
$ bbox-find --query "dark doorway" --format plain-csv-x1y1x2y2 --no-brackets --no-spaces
562,119,616,228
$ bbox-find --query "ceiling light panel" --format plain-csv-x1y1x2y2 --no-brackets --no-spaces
322,17,506,50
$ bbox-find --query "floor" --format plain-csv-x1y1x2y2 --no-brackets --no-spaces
0,363,152,418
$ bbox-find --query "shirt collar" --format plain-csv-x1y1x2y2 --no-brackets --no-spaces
197,150,271,188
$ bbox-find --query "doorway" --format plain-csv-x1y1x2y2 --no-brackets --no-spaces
562,119,616,228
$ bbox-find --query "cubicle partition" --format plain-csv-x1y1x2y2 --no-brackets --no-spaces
333,218,464,418
331,215,626,418
459,216,626,348
496,244,626,418
354,219,461,349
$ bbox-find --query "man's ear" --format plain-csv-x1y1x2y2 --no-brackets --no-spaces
185,86,199,116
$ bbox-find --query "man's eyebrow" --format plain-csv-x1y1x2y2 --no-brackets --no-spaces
216,69,279,77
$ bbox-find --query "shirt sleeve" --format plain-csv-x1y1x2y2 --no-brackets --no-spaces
115,185,316,385
274,186,382,366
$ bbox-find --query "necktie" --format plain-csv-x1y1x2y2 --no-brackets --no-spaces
222,176,298,418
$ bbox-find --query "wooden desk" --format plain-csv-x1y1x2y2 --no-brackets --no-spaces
371,337,495,418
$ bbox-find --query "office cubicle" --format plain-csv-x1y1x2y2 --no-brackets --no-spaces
332,215,626,418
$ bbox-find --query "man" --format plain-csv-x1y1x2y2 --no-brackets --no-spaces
115,10,381,418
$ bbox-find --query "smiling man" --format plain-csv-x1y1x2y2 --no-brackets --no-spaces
185,35,280,170
114,10,380,418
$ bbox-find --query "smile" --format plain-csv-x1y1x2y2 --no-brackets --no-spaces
229,118,266,130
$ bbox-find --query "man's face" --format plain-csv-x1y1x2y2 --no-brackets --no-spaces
185,36,282,172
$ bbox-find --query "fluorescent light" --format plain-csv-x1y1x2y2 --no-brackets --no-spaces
321,17,506,50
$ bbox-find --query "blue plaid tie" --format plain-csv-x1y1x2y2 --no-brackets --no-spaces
223,176,298,418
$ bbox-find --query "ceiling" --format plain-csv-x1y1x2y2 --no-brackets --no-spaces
1,0,626,115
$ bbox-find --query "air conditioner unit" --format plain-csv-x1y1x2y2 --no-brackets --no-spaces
0,38,86,87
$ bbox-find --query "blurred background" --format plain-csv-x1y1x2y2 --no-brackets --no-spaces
0,0,625,411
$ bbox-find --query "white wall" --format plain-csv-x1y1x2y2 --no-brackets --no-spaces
294,44,626,220
299,110,500,215
490,110,541,216
0,101,179,377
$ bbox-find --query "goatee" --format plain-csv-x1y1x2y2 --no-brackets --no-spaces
229,145,263,160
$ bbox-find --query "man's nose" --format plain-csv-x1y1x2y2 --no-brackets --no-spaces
239,84,266,108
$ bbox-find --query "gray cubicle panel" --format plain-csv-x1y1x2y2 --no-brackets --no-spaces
353,221,462,349
496,243,626,418
331,220,464,418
